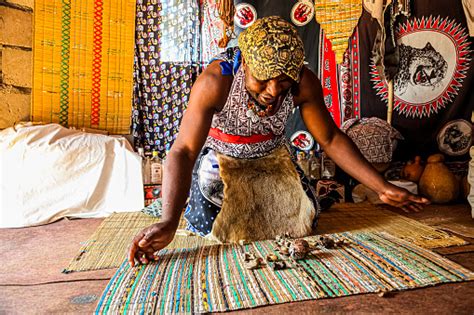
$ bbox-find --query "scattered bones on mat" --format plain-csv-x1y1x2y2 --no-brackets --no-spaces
242,234,349,270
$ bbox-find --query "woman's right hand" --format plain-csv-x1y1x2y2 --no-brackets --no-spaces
128,221,178,267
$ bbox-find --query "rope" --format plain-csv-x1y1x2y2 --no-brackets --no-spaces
0,278,111,287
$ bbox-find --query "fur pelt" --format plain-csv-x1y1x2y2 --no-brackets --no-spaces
210,146,315,243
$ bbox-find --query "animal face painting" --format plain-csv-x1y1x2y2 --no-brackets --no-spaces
395,42,448,95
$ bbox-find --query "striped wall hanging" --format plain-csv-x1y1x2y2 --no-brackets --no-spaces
32,0,136,134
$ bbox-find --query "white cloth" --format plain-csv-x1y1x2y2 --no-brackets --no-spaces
0,123,144,228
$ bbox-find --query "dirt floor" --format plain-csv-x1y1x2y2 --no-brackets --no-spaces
1,204,473,314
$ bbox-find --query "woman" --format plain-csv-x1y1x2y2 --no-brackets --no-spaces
129,16,429,266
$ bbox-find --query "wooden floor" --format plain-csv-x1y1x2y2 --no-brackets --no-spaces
1,204,473,314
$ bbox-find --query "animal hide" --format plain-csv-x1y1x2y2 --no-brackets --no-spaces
211,146,315,242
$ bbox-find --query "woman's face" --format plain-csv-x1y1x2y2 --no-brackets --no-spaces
243,63,294,107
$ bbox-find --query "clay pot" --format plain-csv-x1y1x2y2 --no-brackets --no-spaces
419,154,459,203
401,156,425,183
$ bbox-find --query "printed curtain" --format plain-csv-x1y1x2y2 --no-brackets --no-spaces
132,0,201,157
354,0,474,160
201,0,240,64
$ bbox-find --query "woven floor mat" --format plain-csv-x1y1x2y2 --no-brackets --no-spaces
63,212,217,273
418,215,474,240
95,232,474,314
66,203,468,273
318,203,468,249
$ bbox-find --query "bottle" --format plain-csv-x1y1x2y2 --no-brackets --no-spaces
321,151,336,179
309,150,321,180
137,148,148,185
144,151,152,185
150,150,163,184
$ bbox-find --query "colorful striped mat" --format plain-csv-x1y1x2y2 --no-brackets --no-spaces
318,203,468,248
95,232,474,314
63,212,217,273
33,0,136,134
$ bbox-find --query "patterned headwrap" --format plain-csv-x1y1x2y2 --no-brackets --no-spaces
238,16,305,83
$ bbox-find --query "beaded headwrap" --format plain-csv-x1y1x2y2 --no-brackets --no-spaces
238,16,305,83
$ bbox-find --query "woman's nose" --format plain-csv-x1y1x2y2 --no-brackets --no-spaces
265,80,282,98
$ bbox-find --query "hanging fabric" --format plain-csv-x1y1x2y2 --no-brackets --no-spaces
217,0,236,47
318,32,343,127
132,0,201,157
357,0,474,160
201,0,240,64
32,0,137,134
314,0,363,64
201,0,226,64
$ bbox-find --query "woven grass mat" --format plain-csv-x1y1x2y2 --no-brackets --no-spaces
418,215,474,240
318,203,468,249
66,203,467,273
33,0,136,133
433,222,474,240
63,212,217,273
95,232,474,314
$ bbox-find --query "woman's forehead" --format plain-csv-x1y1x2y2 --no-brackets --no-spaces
246,65,292,82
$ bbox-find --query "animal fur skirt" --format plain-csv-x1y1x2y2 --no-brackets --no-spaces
184,145,320,242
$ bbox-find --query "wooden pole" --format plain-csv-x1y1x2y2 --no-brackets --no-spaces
387,80,394,125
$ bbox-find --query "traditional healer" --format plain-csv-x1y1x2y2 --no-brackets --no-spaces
129,16,429,266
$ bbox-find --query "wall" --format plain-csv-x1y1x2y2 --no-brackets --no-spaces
0,0,33,129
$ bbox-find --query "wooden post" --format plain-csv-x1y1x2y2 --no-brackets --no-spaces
387,80,394,125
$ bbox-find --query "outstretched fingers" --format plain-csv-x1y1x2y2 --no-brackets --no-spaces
409,194,430,205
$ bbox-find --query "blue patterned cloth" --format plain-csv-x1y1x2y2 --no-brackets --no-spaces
141,198,162,218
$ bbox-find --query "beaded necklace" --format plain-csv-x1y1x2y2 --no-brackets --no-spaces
247,98,273,117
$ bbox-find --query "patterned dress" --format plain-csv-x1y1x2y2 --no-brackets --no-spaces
184,48,319,236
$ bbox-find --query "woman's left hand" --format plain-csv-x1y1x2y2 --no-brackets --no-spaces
378,183,430,213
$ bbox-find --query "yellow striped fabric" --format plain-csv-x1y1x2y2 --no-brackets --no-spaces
314,0,363,63
32,0,136,134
